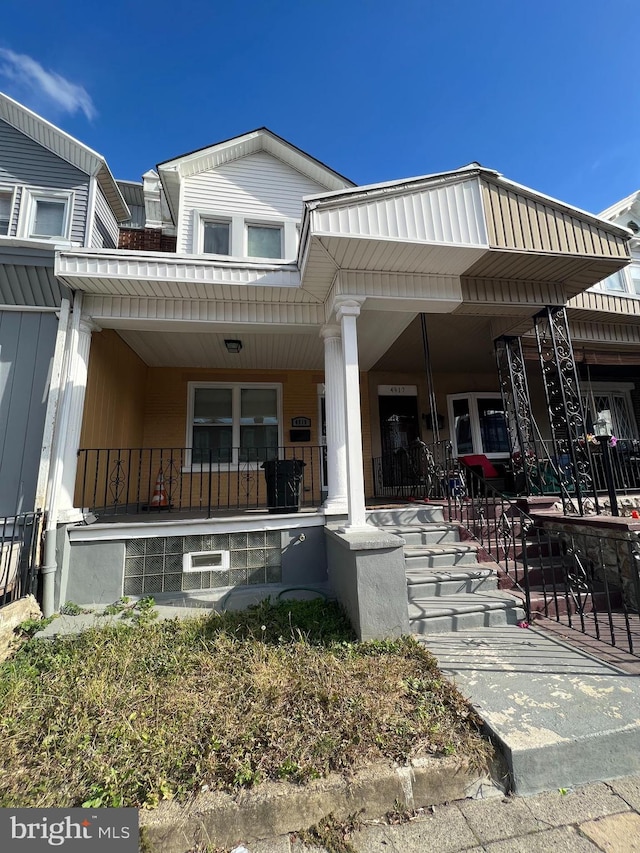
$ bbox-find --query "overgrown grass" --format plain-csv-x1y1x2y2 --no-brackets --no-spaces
0,599,491,809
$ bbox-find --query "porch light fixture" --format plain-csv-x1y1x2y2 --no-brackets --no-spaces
224,339,243,354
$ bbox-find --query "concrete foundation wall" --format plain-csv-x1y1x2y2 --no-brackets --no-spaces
62,521,327,608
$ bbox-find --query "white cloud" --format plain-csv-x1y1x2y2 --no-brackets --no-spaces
0,49,96,120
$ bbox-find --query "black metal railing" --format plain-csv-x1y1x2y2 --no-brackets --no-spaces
523,439,640,499
443,462,640,658
0,512,42,608
372,440,453,500
524,524,640,658
76,446,326,516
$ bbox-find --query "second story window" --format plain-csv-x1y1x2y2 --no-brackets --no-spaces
203,220,230,255
17,188,73,242
0,190,13,235
247,224,282,259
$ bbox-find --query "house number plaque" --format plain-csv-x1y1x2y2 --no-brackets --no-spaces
291,416,311,427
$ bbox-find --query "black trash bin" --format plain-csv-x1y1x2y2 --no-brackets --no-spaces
261,459,306,513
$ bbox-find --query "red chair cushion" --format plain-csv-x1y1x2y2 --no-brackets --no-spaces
459,454,500,478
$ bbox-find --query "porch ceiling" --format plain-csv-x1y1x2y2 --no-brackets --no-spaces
112,306,417,372
117,328,326,370
372,314,500,375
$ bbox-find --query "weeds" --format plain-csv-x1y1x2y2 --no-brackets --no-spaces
295,812,364,853
0,599,491,809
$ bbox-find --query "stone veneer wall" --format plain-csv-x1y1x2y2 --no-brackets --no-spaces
534,516,640,613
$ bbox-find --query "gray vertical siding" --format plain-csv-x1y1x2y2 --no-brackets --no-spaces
0,119,90,244
0,310,58,515
92,184,119,249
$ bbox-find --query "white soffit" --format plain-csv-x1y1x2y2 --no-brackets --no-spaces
55,250,317,302
117,328,324,370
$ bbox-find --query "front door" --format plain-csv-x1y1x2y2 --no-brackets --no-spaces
378,394,420,456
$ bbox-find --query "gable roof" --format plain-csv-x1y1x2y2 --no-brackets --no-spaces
0,91,129,222
156,127,355,223
599,190,640,229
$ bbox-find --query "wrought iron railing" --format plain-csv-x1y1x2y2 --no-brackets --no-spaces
444,463,640,658
0,512,42,608
76,446,326,516
522,438,640,499
372,440,453,500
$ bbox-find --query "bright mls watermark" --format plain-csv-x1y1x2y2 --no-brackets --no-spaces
0,809,138,850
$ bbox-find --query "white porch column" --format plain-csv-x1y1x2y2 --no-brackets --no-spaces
321,325,348,515
336,299,367,529
56,313,99,517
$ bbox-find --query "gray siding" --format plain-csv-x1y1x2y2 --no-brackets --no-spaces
0,119,90,244
92,184,119,248
0,311,58,515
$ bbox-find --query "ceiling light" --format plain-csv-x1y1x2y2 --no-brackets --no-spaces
224,339,243,354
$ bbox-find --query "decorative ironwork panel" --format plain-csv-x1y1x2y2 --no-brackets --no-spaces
495,336,539,494
534,306,595,515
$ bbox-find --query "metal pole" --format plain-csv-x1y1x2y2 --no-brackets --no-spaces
597,436,619,516
420,314,439,444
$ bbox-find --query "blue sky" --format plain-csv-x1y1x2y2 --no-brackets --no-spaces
1,0,638,214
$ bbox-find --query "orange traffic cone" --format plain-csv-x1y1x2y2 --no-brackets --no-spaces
150,469,169,508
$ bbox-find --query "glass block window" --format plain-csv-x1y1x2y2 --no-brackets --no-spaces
123,531,282,595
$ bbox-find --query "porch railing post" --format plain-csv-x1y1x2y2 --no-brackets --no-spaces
495,335,539,495
534,306,597,516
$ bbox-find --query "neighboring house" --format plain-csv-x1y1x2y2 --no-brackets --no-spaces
4,93,639,636
0,92,128,606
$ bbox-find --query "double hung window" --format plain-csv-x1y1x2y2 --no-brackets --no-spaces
189,383,281,465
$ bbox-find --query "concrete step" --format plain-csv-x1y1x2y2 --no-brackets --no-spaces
422,626,640,794
406,567,496,599
375,523,461,546
409,591,525,634
367,505,445,526
404,542,482,569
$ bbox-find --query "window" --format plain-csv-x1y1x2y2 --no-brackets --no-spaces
193,209,297,259
448,393,510,458
203,220,230,255
0,190,13,235
18,188,73,241
247,224,282,259
581,384,638,441
188,383,281,465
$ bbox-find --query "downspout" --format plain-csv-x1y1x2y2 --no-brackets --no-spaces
41,291,83,616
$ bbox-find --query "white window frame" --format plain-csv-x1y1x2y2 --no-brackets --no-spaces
16,187,74,241
0,186,16,236
192,208,298,260
185,381,283,470
447,392,511,460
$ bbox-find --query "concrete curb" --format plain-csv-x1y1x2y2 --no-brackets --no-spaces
139,757,505,852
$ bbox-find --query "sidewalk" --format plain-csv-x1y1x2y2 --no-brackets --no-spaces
236,776,640,852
